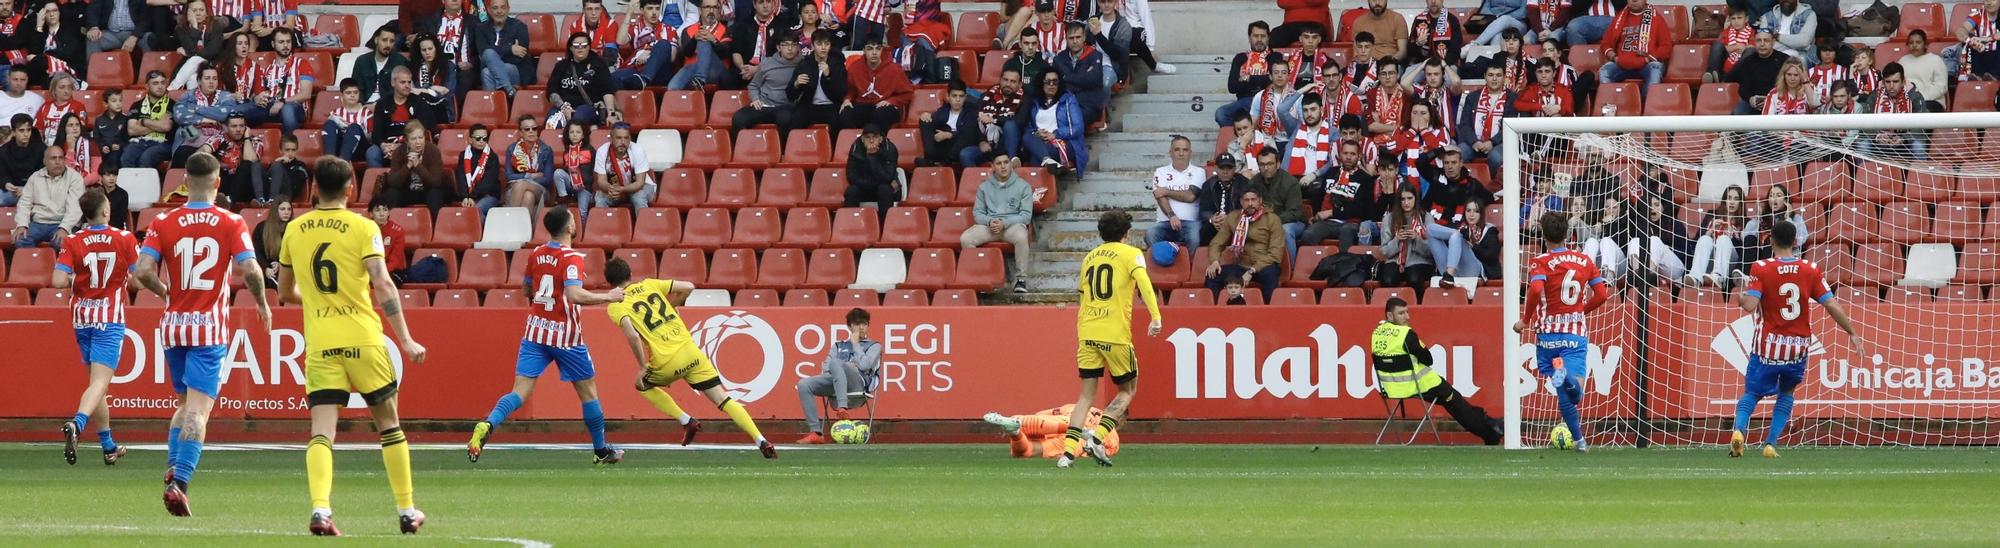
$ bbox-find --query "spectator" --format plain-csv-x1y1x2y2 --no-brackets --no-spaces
730,0,794,86
458,124,505,216
1685,184,1746,287
1408,0,1464,74
841,38,913,133
919,80,984,168
1538,35,1591,92
1521,169,1563,231
789,1,848,52
1598,0,1671,89
1017,70,1085,177
1805,44,1846,102
1196,154,1255,245
1524,0,1570,43
221,33,261,95
411,36,461,123
91,89,128,171
1271,0,1331,49
1204,187,1282,304
613,0,682,89
253,200,292,287
1344,32,1382,92
369,66,442,168
169,67,245,167
977,68,1025,162
1245,59,1296,141
1215,21,1283,127
1565,0,1619,46
1865,63,1928,159
1119,0,1172,74
504,115,557,222
1403,100,1455,162
1283,92,1333,186
548,32,619,129
1459,63,1515,162
784,30,845,134
207,115,267,207
897,0,952,86
1023,1,1068,57
1248,148,1305,260
1365,58,1408,136
1741,183,1807,265
1901,31,1949,111
1819,79,1858,115
1224,111,1273,170
1287,62,1363,130
1516,58,1575,118
730,33,802,137
1376,186,1434,289
793,307,881,445
1579,194,1637,279
267,134,307,202
378,120,453,215
370,202,410,283
472,0,533,95
0,71,43,122
1759,0,1816,65
846,0,890,49
1466,30,1530,88
1300,139,1376,252
1461,200,1500,279
843,124,899,222
52,113,95,185
593,123,655,215
34,74,84,146
120,72,172,171
1053,22,1107,124
242,0,306,50
1703,5,1752,83
255,28,316,132
1352,0,1409,63
567,0,622,56
85,0,150,56
1408,59,1458,128
95,168,127,230
322,78,373,163
1147,135,1205,251
961,154,1038,293
1285,25,1333,87
1472,0,1529,46
1951,0,2000,80
1087,0,1135,86
352,27,409,104
1726,29,1789,114
0,115,42,205
557,122,597,214
418,0,475,68
167,3,229,92
1758,59,1813,114
18,3,83,88
1003,30,1050,90
1419,148,1488,279
1636,187,1690,280
12,143,82,249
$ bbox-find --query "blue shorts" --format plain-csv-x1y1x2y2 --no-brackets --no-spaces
516,341,595,382
166,345,228,398
1744,356,1806,398
1535,333,1589,386
73,324,126,369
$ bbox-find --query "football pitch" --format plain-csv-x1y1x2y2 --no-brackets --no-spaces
1,443,1996,545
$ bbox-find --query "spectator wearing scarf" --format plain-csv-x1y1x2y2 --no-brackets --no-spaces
1597,0,1672,89
1457,63,1516,162
1203,186,1283,304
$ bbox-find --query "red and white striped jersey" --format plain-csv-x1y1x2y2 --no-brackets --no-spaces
141,203,255,347
436,12,468,58
209,0,250,21
1036,21,1065,56
56,225,140,327
330,105,372,134
851,0,887,24
235,58,264,96
625,19,675,69
35,99,85,146
1528,247,1605,336
1745,257,1831,364
1583,0,1617,18
247,0,302,30
1807,63,1845,102
260,54,317,99
522,242,588,348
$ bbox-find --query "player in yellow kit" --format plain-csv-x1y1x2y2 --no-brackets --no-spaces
1061,210,1162,469
602,258,778,458
276,157,429,536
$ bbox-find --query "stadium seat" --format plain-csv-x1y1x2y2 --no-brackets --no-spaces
957,11,1003,52
779,128,832,169
803,248,857,290
134,51,183,87
655,90,707,130
1879,202,1929,244
1018,168,1058,211
1834,286,1880,303
829,208,881,249
512,91,550,124
831,130,860,165
1268,288,1316,305
1182,247,1213,289
88,51,134,89
933,289,978,306
1958,243,2000,283
928,207,973,247
976,50,1009,88
1823,204,1878,244
433,289,480,308
1958,173,2000,203
430,207,480,250
1934,201,1985,243
884,288,929,306
1796,161,1850,203
1940,284,1988,301
705,249,758,291
903,167,956,208
1903,243,1957,286
745,168,807,210
653,168,707,209
1873,43,1908,70
1955,81,1999,113
1469,286,1504,305
454,249,511,290
1145,248,1190,290
476,207,534,252
313,13,361,48
1373,286,1417,305
385,207,433,249
635,129,684,171
732,128,781,169
906,89,944,126
615,90,657,128
1596,82,1641,117
1663,44,1708,84
579,208,634,249
1287,246,1336,288
610,248,660,281
853,248,907,291
887,128,921,168
780,207,833,247
877,207,931,249
404,248,457,290
953,168,989,206
658,248,708,284
1842,244,1904,286
1568,45,1602,76
520,14,557,53
1853,162,1905,203
834,289,880,306
0,287,28,305
679,129,732,170
38,288,72,307
629,208,683,249
1693,83,1738,116
950,248,1006,291
753,248,808,290
805,168,851,209
684,289,732,307
731,207,784,247
1426,286,1469,305
2,248,52,288
706,168,759,209
459,91,508,129
1897,3,1947,38
1643,83,1692,116
1886,286,1934,303
783,289,829,306
1171,289,1213,306
680,208,733,250
902,248,956,291
707,91,749,127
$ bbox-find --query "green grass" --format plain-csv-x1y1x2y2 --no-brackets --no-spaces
1,443,1997,545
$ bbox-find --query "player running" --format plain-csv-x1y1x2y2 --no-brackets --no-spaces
1060,210,1161,469
469,208,629,464
1729,221,1863,458
51,189,162,466
131,153,271,516
277,158,431,535
1513,214,1609,453
603,258,777,458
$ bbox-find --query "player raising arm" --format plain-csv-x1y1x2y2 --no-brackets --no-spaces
1061,210,1162,468
605,259,777,458
51,189,161,466
1512,213,1609,452
1729,221,1863,459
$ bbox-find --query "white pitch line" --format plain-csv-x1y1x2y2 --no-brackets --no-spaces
4,522,552,547
33,442,822,452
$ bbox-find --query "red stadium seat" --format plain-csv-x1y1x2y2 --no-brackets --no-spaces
779,128,831,169
1960,243,2000,284
652,168,707,209
679,129,732,170
834,289,880,306
1803,244,1855,280
433,289,480,308
1886,286,1933,304
458,91,508,129
397,288,430,308
831,129,860,164
1934,201,1985,243
1287,246,1337,288
680,208,733,250
1182,247,1213,289
512,91,551,123
658,248,708,284
613,248,659,281
38,288,72,306
781,207,832,247
314,14,361,48
706,168,758,209
731,207,784,247
1824,204,1878,244
3,248,53,288
954,167,989,206
1878,201,1931,245
430,207,480,250
933,289,979,306
828,208,880,249
1373,286,1417,305
929,206,973,247
1269,288,1316,305
752,168,808,209
976,50,1009,88
1596,82,1641,117
905,88,944,126
902,248,956,292
1016,168,1058,211
520,14,558,53
655,90,707,130
1643,83,1692,116
1796,161,1850,203
1568,45,1602,75
0,287,28,305
404,248,457,290
735,289,781,307
135,52,182,87
454,249,511,290
1693,83,1738,116
707,91,749,127
1426,287,1470,305
1897,3,1947,39
1840,244,1905,286
887,128,921,168
705,249,757,291
615,90,657,128
1959,173,2000,203
1171,289,1212,306
753,248,808,290
630,208,683,249
1955,81,1999,112
784,289,829,306
957,11,1003,51
1853,162,1905,203
805,168,849,208
579,207,633,249
1939,284,1988,301
732,128,780,169
935,50,978,86
803,248,856,290
950,248,1006,291
1905,170,1955,203
1664,45,1708,84
877,206,931,249
1321,287,1366,305
884,289,929,306
88,51,134,89
903,167,955,208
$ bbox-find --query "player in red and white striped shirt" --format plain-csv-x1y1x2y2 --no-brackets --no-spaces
52,189,163,466
132,153,270,515
468,208,631,464
1515,213,1610,452
1730,221,1864,458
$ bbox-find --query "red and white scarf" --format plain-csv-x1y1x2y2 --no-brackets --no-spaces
1371,86,1406,128
437,13,465,57
1530,0,1567,29
562,147,592,190
1286,121,1332,177
1239,49,1270,81
1288,49,1331,84
1472,89,1505,141
1721,26,1753,72
1504,55,1526,92
1877,88,1914,114
1963,10,1998,80
462,147,490,194
1807,64,1846,102
609,146,633,187
1763,92,1809,115
1851,66,1880,97
68,136,94,174
513,141,541,174
0,14,22,65
1255,80,1291,138
1228,207,1263,254
1414,9,1451,58
627,20,674,70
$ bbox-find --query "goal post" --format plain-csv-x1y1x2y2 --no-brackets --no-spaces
1500,112,2000,450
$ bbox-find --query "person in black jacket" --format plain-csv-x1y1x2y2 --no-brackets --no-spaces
1195,154,1258,246
19,2,86,87
1213,21,1284,127
1299,140,1376,252
548,32,617,129
470,0,535,93
0,115,45,196
843,124,899,222
784,29,846,135
1726,29,1790,114
367,66,441,168
456,123,505,216
918,80,984,168
730,0,795,85
85,0,152,55
91,88,130,168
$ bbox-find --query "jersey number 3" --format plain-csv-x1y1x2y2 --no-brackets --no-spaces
1777,282,1802,321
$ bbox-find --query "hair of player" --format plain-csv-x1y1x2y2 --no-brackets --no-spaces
1097,210,1132,243
1382,296,1408,316
1539,210,1569,245
846,307,870,326
543,207,575,240
185,152,221,192
1770,217,1799,249
604,257,632,287
313,156,355,203
78,188,108,224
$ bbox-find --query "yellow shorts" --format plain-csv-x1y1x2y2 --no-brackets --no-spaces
645,345,724,391
304,345,396,406
1076,340,1137,383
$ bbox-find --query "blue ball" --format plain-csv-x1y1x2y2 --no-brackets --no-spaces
1151,241,1180,266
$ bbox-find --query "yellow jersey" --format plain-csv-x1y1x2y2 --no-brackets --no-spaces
607,279,696,365
1076,241,1160,345
279,207,387,349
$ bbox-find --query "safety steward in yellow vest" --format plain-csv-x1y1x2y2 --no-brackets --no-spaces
1370,296,1503,445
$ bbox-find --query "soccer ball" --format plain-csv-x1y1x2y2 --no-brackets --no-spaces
830,420,871,444
1548,425,1576,450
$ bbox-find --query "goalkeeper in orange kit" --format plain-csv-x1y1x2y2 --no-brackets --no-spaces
982,406,1121,459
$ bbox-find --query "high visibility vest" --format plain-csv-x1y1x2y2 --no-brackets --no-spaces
1370,321,1442,399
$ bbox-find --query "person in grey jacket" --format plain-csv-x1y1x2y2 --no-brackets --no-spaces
960,154,1039,293
728,34,802,138
795,308,882,444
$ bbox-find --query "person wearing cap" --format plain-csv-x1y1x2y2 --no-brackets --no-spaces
843,124,900,222
1147,135,1205,252
960,154,1037,294
730,31,802,139
840,37,913,134
1195,154,1258,247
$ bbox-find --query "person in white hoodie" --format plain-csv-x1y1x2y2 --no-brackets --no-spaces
1899,30,1950,111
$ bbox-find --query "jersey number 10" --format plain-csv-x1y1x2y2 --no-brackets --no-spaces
1083,264,1114,301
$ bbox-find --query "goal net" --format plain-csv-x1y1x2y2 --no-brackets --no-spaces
1500,113,2000,449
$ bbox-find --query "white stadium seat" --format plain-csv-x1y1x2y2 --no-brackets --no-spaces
476,207,533,250
636,129,682,171
851,248,907,292
683,289,731,307
118,168,161,207
1902,244,1957,287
